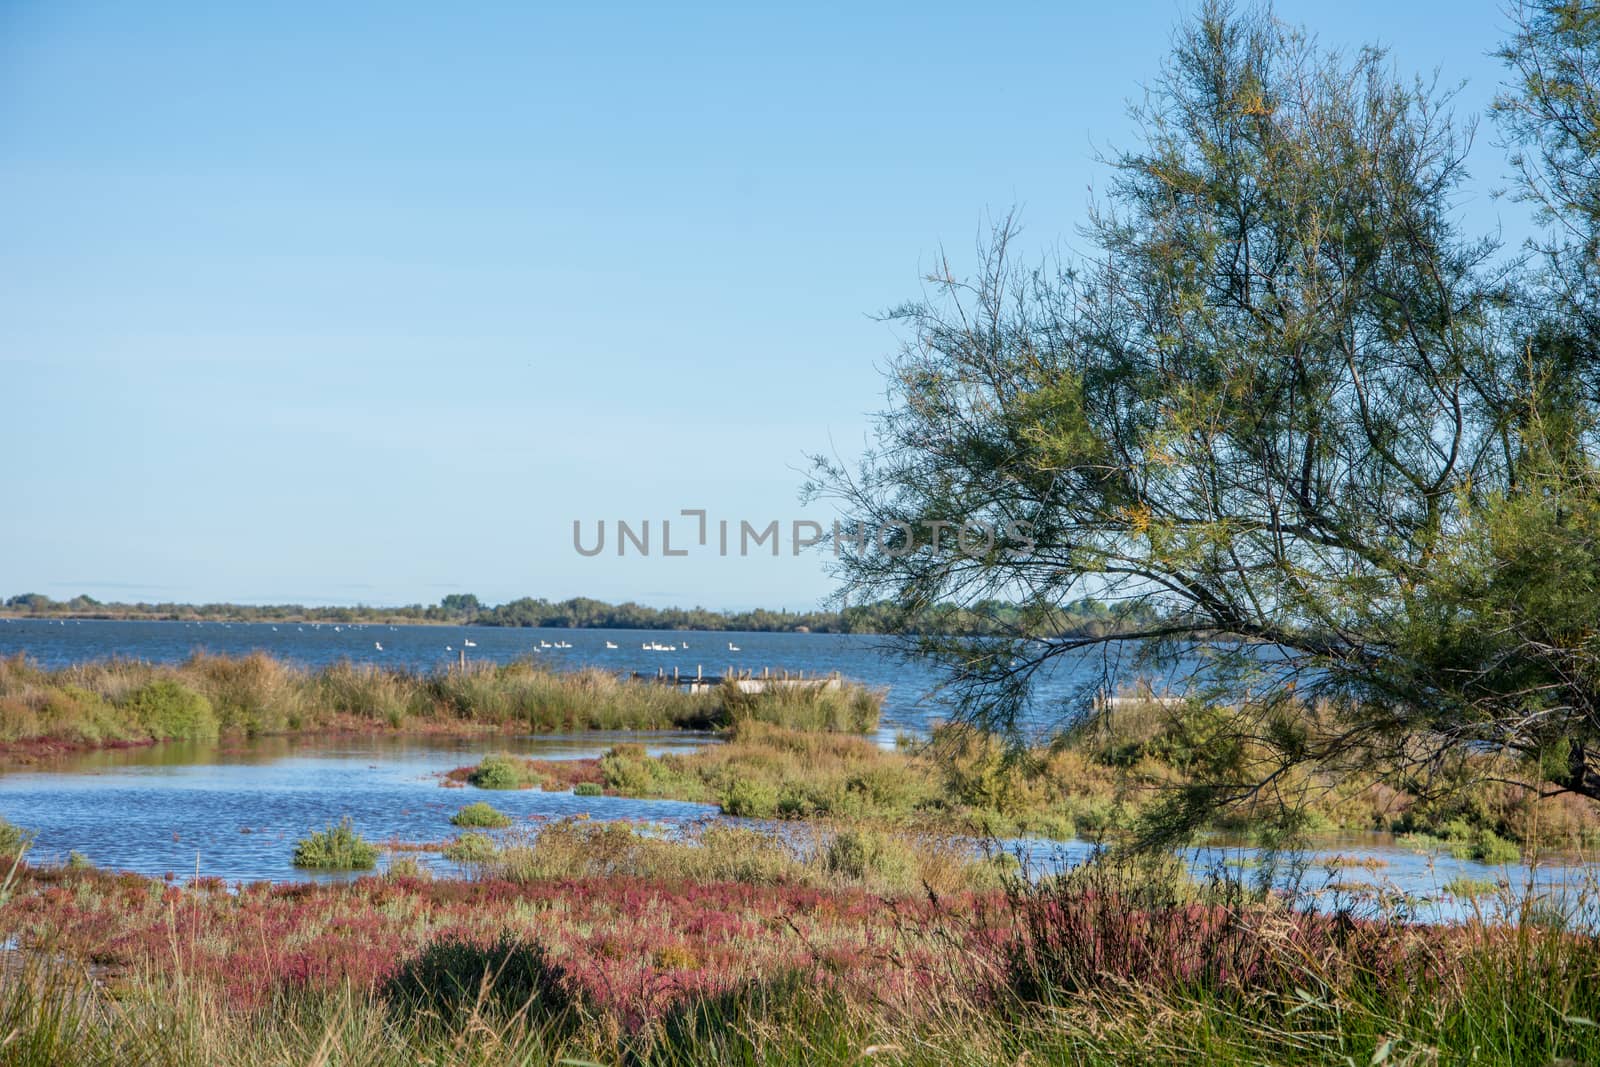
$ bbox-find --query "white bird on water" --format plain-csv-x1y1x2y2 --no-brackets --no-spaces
604,641,618,649
374,641,383,651
727,642,741,652
463,639,477,648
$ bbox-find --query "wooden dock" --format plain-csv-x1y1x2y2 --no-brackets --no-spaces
632,665,844,695
1091,686,1184,713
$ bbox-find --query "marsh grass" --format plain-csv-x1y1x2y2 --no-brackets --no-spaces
0,816,34,858
1443,874,1502,898
721,679,884,733
548,721,1104,839
382,933,580,1035
0,653,884,752
483,817,999,895
442,832,500,865
6,864,1600,1066
451,801,513,828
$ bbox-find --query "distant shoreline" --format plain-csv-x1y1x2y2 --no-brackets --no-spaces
0,593,1150,638
0,610,833,632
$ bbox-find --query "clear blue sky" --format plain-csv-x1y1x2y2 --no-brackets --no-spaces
1,0,1526,611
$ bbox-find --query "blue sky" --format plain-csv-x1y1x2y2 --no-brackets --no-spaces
1,0,1527,611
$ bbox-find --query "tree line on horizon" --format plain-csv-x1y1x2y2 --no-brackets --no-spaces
0,591,1152,638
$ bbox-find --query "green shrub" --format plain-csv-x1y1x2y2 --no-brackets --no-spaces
599,744,656,794
1443,875,1500,898
1462,831,1521,865
719,681,883,732
1411,821,1524,865
469,754,536,790
573,782,603,797
385,856,429,880
777,787,822,818
822,828,915,887
598,744,704,798
443,832,499,865
292,818,379,869
450,801,512,828
721,779,780,818
0,818,34,859
123,679,218,741
383,934,579,1031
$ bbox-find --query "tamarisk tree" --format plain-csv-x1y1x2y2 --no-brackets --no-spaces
811,1,1600,839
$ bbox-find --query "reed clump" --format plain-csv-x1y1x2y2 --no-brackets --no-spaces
450,801,513,828
292,818,380,870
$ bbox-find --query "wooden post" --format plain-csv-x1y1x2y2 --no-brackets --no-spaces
458,648,466,672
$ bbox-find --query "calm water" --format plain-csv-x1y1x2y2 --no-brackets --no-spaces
0,734,721,883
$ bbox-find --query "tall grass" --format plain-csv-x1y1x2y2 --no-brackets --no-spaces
480,817,995,894
466,721,1099,838
0,653,884,752
5,864,1600,1066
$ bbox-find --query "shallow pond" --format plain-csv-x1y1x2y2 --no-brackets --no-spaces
0,735,1594,926
0,733,720,883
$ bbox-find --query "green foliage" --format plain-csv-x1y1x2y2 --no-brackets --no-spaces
1465,831,1522,866
442,832,499,865
123,679,218,741
599,744,704,799
808,0,1600,841
821,829,915,888
1443,875,1501,899
0,818,34,859
450,802,512,829
292,818,379,870
468,754,536,791
573,782,603,797
385,856,428,880
485,817,988,893
720,682,883,733
720,779,779,818
0,654,884,760
382,934,578,1032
